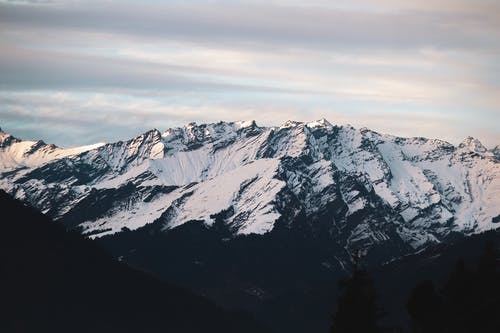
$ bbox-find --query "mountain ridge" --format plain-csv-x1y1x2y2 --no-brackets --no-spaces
1,119,499,257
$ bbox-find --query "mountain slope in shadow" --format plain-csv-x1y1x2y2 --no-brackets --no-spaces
0,190,267,333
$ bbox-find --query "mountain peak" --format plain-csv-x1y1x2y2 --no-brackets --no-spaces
306,118,333,129
130,129,162,144
458,136,487,153
146,128,162,136
0,131,20,148
234,120,257,129
281,120,303,128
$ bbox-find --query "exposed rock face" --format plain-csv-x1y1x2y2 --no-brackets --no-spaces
1,120,499,255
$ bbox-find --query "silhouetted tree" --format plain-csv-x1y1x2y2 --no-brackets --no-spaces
442,258,469,301
441,258,471,333
331,255,383,333
476,242,499,283
406,280,443,333
407,243,500,333
469,243,500,332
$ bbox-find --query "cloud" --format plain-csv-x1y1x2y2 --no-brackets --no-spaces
0,45,312,95
0,1,498,148
1,91,499,148
1,1,499,52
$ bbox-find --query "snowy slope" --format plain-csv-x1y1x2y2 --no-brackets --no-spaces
0,129,104,170
1,120,498,253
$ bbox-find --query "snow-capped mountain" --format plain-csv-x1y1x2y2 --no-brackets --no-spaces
0,128,104,170
1,120,499,253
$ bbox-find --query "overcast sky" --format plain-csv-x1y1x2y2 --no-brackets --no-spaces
0,0,499,147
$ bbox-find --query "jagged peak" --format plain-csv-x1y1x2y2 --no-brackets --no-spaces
164,120,256,134
234,120,258,129
0,130,21,148
181,120,258,133
126,128,162,143
427,138,454,146
160,121,262,152
280,120,304,128
146,128,162,137
306,118,333,129
458,136,487,153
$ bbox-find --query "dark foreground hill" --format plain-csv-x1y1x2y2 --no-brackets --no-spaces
374,229,500,331
0,190,267,333
97,214,500,332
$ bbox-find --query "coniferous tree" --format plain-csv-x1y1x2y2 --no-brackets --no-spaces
330,256,383,333
406,280,443,333
476,242,498,283
469,243,500,332
441,244,500,332
441,258,471,333
442,258,470,303
407,243,500,333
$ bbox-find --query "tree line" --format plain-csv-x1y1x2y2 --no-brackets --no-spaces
330,244,500,333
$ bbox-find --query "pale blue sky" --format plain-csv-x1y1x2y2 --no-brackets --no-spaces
0,0,499,147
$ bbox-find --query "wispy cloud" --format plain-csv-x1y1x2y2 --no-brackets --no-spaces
2,1,499,51
0,0,498,147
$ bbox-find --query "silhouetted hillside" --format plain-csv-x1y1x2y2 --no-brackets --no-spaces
0,190,267,333
374,230,500,331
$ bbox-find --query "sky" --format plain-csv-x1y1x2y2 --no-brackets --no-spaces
0,0,499,148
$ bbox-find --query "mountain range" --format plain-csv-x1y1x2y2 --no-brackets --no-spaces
1,119,498,251
1,119,499,331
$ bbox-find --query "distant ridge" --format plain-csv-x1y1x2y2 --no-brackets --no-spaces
0,119,499,253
